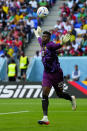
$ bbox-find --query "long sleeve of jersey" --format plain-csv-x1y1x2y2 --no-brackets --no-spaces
38,37,62,50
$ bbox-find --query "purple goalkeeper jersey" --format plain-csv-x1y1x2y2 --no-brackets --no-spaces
38,37,62,73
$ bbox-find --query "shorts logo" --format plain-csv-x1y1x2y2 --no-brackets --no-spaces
63,83,68,91
58,82,64,87
58,82,68,91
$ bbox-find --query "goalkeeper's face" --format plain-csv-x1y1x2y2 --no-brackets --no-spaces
42,34,50,44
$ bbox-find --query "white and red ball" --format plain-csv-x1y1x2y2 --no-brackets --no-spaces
37,6,49,17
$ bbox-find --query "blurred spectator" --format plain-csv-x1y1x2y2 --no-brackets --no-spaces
7,46,14,58
64,21,71,31
64,74,72,81
0,34,5,46
60,3,70,17
72,65,80,81
6,35,13,46
7,58,17,81
67,0,74,10
19,51,29,80
0,8,7,22
71,25,77,36
0,45,5,57
81,34,87,47
39,0,48,8
34,50,41,58
13,37,23,49
29,0,38,9
26,16,34,34
1,26,9,38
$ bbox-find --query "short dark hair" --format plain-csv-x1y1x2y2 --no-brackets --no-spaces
75,65,78,67
43,31,51,37
36,50,39,56
11,58,15,63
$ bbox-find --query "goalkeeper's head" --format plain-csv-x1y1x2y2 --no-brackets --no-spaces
42,31,51,44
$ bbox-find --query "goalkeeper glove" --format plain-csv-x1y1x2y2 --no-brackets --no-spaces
33,26,42,38
37,26,42,34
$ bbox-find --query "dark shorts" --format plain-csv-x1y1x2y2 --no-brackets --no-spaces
42,68,64,88
21,69,27,76
8,77,16,81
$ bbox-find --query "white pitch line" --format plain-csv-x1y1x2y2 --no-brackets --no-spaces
49,111,87,113
31,110,87,113
0,111,29,115
0,110,87,115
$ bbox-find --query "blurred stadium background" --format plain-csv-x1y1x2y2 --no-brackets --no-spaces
0,0,87,131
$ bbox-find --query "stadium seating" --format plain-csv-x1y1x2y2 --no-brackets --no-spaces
51,0,87,56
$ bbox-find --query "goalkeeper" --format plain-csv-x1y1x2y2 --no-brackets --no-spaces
34,27,76,125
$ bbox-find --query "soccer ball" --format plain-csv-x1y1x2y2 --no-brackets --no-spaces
37,6,49,17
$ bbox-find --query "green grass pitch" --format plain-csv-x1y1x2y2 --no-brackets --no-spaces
0,98,87,131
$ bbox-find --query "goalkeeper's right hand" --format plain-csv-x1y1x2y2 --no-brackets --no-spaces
37,26,42,34
33,26,42,38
